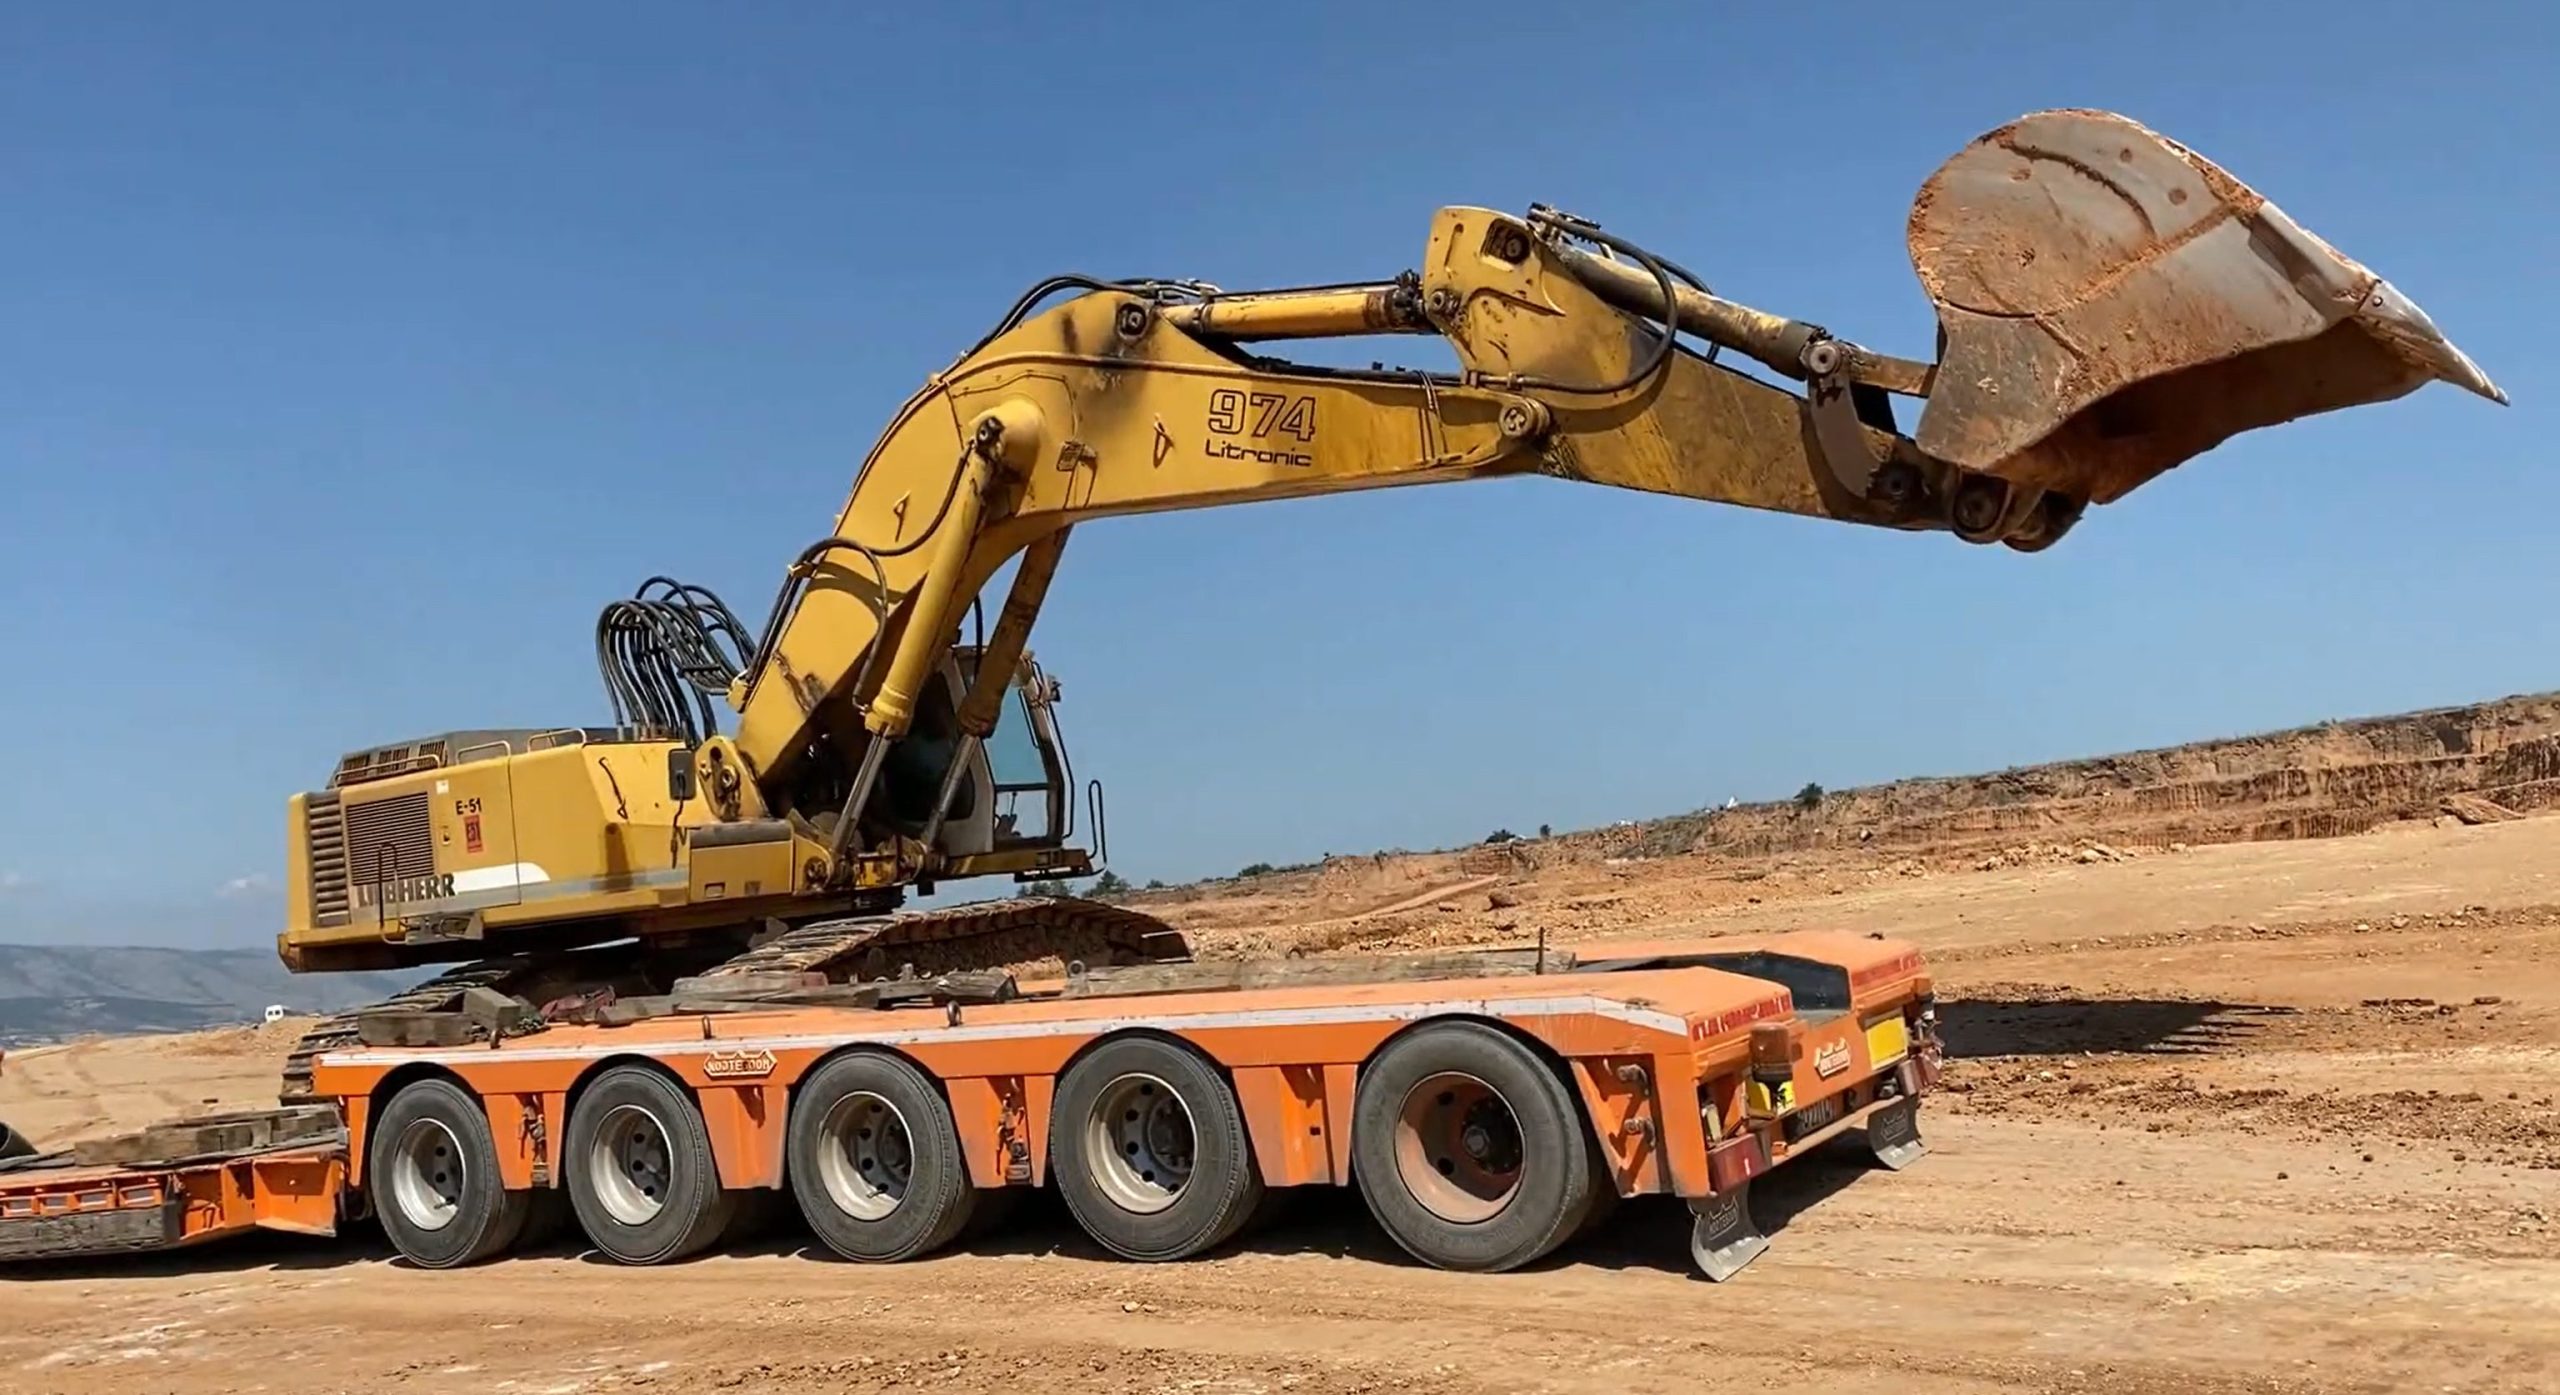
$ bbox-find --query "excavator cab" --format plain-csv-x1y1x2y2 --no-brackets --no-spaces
974,653,1077,853
873,648,1088,872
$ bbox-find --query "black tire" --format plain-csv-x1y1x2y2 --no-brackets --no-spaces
787,1051,978,1262
564,1065,738,1265
1050,1035,1263,1261
368,1077,532,1269
0,1119,37,1163
1350,1020,1602,1273
1575,1132,1624,1239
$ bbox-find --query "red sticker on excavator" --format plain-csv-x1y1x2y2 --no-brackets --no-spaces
463,814,483,853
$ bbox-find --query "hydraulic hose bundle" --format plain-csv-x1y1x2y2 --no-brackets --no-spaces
594,577,757,744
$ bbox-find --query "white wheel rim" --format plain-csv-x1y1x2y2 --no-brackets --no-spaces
1083,1072,1195,1215
388,1118,466,1233
590,1103,674,1226
815,1090,914,1221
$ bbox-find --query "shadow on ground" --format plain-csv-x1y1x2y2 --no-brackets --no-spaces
1937,993,2291,1059
9,1140,1900,1285
1,1224,393,1281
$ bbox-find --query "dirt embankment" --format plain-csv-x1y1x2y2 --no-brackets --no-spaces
1125,691,2560,954
1636,690,2560,860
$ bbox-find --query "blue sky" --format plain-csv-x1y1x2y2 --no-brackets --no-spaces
2,4,2551,947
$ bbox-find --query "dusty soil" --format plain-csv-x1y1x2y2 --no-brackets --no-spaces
7,820,2560,1392
0,1018,312,1146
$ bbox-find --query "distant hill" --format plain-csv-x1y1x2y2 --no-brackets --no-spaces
0,945,414,1045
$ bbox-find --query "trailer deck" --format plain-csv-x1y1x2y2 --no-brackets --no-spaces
0,930,1939,1279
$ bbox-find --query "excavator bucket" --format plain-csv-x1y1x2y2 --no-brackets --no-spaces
1909,109,2503,506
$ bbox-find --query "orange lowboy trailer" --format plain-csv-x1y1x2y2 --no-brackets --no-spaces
0,930,1937,1281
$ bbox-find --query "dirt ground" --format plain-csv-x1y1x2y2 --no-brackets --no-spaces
6,817,2559,1394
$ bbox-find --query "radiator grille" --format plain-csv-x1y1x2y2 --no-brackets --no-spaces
304,791,349,928
341,791,435,912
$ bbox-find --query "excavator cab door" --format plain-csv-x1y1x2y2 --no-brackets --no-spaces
983,655,1074,851
927,646,1075,855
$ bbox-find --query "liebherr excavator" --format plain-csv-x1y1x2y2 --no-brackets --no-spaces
272,110,2501,1098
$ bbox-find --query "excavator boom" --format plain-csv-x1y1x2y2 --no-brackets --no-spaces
731,109,2498,882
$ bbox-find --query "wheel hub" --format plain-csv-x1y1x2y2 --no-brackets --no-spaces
1085,1073,1197,1215
389,1119,466,1233
1394,1072,1525,1225
591,1104,675,1226
817,1091,915,1222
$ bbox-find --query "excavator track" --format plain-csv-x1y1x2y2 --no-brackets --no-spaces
277,958,545,1101
276,898,1189,1096
696,896,1192,985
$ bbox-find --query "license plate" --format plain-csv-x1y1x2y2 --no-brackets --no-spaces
1794,1095,1841,1131
1864,1012,1910,1068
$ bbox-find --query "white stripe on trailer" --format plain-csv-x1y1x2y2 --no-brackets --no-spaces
316,994,1695,1070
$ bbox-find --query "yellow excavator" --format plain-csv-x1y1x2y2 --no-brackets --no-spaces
272,110,2501,1093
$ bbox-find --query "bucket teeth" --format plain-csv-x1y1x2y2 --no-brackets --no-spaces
2353,274,2505,404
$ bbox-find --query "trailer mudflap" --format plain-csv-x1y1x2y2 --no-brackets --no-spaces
1687,1183,1770,1283
1865,1096,1926,1171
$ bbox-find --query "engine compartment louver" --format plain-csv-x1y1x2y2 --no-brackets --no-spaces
304,791,350,928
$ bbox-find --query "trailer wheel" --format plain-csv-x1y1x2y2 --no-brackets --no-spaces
1575,1144,1624,1240
1351,1020,1601,1273
788,1051,978,1261
370,1078,531,1269
564,1066,738,1265
1051,1036,1263,1261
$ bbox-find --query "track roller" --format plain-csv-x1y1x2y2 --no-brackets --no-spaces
370,1077,532,1268
564,1065,738,1264
788,1051,980,1261
1049,1035,1264,1261
1350,1020,1604,1273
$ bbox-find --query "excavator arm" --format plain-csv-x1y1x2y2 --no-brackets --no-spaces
719,110,2499,886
